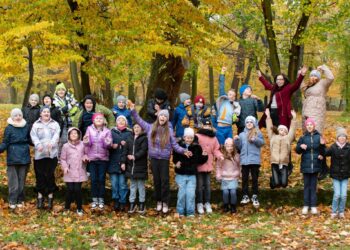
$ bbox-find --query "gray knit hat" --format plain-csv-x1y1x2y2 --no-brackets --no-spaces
40,105,50,113
29,93,40,102
158,109,169,120
310,70,321,79
336,127,348,138
10,108,23,119
179,93,191,103
115,95,127,105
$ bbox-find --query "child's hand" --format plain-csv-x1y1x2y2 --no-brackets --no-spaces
300,66,308,76
83,135,89,144
82,155,90,163
234,135,240,140
265,108,270,118
184,150,192,158
112,143,118,149
291,110,296,119
47,143,53,152
320,136,326,145
37,145,44,152
175,161,181,168
318,155,324,160
221,66,227,74
121,163,126,171
127,155,135,160
219,156,225,161
257,70,262,78
300,144,307,150
202,150,208,156
317,65,324,72
120,140,126,146
154,104,160,111
104,137,112,145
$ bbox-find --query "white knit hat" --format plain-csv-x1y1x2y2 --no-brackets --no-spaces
336,127,348,138
184,127,195,138
245,116,257,127
116,115,128,125
277,125,289,133
10,108,23,119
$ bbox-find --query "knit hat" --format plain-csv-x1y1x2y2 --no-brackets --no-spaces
56,81,67,91
40,105,50,113
10,108,23,119
224,138,234,146
309,70,321,79
277,125,289,133
179,93,191,103
336,127,348,138
154,88,167,100
29,93,40,102
42,94,52,103
158,109,169,120
116,115,128,124
239,84,252,96
194,95,205,105
184,127,195,138
245,116,257,126
92,112,104,123
202,117,212,126
304,117,316,127
115,95,127,105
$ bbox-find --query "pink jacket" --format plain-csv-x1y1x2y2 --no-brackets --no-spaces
196,132,223,172
216,154,240,181
60,140,88,182
84,125,112,161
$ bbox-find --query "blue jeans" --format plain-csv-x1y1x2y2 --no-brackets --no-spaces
303,173,318,207
216,125,233,145
332,178,348,213
110,173,128,204
223,189,237,205
175,175,196,216
89,161,108,199
129,179,146,203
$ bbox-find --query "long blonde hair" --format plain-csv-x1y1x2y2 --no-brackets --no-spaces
248,128,259,142
301,78,320,92
150,119,170,149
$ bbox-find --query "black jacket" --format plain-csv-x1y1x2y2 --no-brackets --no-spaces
22,104,40,131
146,99,173,123
121,133,148,179
173,137,208,175
49,105,64,133
326,143,350,180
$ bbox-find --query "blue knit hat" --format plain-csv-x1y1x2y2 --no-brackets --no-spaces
309,70,321,79
239,84,252,96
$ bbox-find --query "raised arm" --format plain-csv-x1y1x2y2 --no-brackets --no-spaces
319,65,334,90
219,67,227,96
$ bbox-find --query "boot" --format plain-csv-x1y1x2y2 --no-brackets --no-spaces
138,203,146,214
120,203,126,212
37,197,44,209
223,204,230,213
270,177,276,189
48,197,54,210
128,203,137,213
114,200,120,211
230,204,237,214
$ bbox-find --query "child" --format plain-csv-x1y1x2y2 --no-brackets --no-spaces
234,116,265,208
129,102,191,214
42,94,64,134
195,117,224,214
172,92,192,139
83,113,112,210
121,123,148,214
216,138,240,213
266,109,296,188
146,88,172,123
60,127,88,216
182,95,211,131
325,127,350,219
0,109,30,209
22,93,41,132
112,95,133,128
237,84,264,135
212,67,241,145
173,128,208,217
108,115,132,212
296,118,325,215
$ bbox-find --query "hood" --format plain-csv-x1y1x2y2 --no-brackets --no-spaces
67,127,82,141
7,118,27,128
196,128,216,138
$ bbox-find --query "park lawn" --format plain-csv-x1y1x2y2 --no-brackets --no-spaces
0,105,349,249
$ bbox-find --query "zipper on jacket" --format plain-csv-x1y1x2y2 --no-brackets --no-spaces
131,136,136,175
279,93,284,117
310,135,314,170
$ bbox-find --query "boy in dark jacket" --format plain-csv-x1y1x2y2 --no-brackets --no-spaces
121,123,148,214
326,127,350,219
296,118,325,215
173,128,208,217
146,88,173,123
108,115,132,211
22,93,41,133
0,109,31,209
112,95,133,128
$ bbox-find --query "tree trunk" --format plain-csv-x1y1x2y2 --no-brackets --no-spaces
244,32,260,85
140,77,147,103
22,46,34,109
191,63,198,99
209,66,214,105
139,54,186,118
261,0,281,77
128,72,136,103
8,77,17,104
101,77,113,108
345,63,350,113
69,61,82,101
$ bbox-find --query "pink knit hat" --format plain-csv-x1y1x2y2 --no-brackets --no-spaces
304,117,316,127
224,138,234,146
92,112,104,123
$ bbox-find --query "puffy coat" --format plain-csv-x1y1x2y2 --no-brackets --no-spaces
296,130,325,174
325,143,350,180
121,133,148,179
22,104,40,132
172,103,189,138
84,125,112,161
112,106,133,128
216,154,240,181
238,97,264,129
146,98,173,123
0,118,30,166
108,127,132,174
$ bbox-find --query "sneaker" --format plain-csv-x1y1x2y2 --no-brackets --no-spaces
302,206,309,215
138,203,146,214
331,213,338,219
240,195,250,204
156,201,162,212
16,202,24,208
204,203,212,213
310,207,318,215
77,209,84,216
223,204,230,213
187,214,195,218
9,204,16,209
251,195,260,208
339,213,345,219
128,203,137,213
98,198,104,210
162,203,169,214
91,198,98,209
197,203,204,214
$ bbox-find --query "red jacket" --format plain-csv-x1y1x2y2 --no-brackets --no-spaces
258,74,304,129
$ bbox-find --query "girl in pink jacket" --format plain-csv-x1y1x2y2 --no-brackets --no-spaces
195,118,224,214
216,138,240,214
61,127,88,216
83,113,112,210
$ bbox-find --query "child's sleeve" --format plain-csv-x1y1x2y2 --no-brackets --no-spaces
234,102,241,116
30,124,41,148
83,127,92,147
0,127,10,153
266,117,273,140
252,132,265,147
131,110,151,132
52,123,61,145
213,138,224,159
120,141,128,164
288,118,297,142
197,145,208,165
320,65,334,90
234,135,242,150
295,136,304,154
134,137,148,160
127,111,133,128
216,160,222,180
219,74,226,96
102,130,112,149
256,99,265,112
60,145,69,172
170,132,186,155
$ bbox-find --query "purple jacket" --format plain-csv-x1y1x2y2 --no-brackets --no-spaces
131,110,185,160
84,125,112,161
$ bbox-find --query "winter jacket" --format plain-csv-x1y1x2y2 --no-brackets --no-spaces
234,128,265,165
301,65,334,133
121,133,148,179
296,130,325,174
53,91,79,126
73,103,115,130
216,154,240,181
172,103,190,138
146,98,173,123
325,143,350,180
108,127,132,174
196,128,223,172
30,118,61,160
22,104,40,132
60,128,88,182
47,105,64,134
112,106,133,128
258,74,304,129
131,110,185,160
0,118,30,166
181,104,212,130
266,117,296,165
238,97,264,129
173,137,208,175
84,125,112,161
